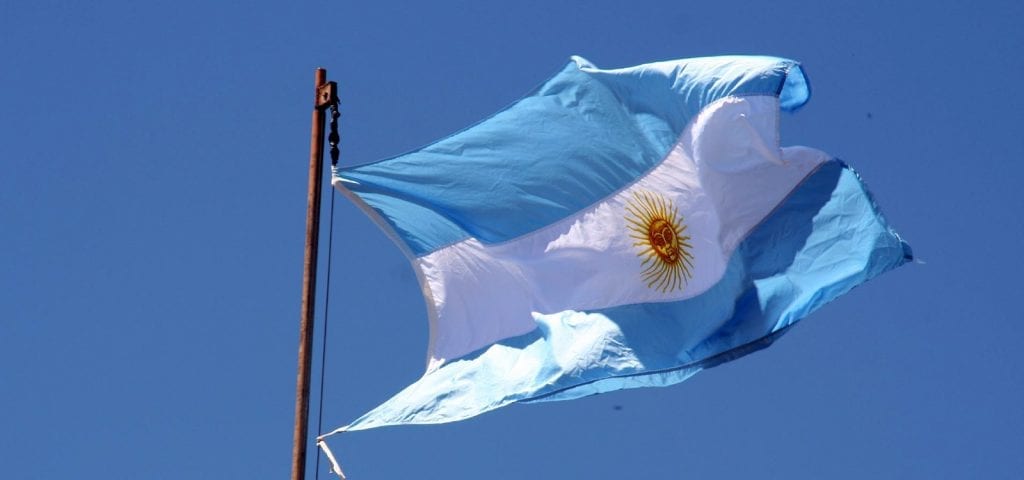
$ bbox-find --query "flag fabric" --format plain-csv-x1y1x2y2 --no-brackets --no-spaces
323,55,911,437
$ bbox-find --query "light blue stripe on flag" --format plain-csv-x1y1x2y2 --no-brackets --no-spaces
339,160,911,431
337,56,810,256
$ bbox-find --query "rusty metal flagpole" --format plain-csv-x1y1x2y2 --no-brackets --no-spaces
292,68,338,480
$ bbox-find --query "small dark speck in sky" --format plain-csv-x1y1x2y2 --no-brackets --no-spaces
613,405,623,411
866,112,873,119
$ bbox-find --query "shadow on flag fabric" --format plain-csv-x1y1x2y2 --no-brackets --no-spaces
319,55,911,467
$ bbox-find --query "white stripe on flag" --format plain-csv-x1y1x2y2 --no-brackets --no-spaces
420,95,828,370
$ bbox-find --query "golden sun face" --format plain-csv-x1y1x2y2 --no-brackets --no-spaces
624,191,694,293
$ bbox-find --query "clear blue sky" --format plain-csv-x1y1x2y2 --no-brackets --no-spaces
3,1,1022,478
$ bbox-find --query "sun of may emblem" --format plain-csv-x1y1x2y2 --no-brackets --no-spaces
624,191,695,293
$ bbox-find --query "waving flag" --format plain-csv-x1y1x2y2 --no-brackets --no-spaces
324,55,911,438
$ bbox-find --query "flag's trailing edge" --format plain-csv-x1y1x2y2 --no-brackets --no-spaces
325,56,911,436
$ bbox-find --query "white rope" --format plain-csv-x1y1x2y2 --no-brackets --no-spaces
317,436,347,479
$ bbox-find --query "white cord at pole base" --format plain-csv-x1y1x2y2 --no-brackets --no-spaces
317,437,347,479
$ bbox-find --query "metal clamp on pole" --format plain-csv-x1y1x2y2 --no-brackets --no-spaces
317,81,341,167
317,81,338,110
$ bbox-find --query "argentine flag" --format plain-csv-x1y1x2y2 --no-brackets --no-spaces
325,56,911,440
